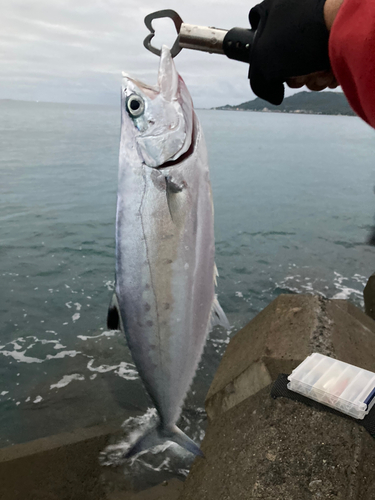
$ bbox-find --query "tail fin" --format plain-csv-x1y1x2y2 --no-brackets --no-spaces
124,424,204,459
169,425,204,457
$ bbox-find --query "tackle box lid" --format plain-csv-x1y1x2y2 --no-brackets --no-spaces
287,353,375,420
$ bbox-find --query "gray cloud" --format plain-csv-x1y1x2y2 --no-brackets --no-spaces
0,0,334,107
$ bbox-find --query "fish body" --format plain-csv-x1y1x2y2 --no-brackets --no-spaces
108,46,228,457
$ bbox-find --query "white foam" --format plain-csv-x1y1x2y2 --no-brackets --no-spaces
0,348,80,364
115,362,138,380
104,280,115,291
235,291,243,298
332,271,365,302
72,313,80,322
0,350,44,364
332,287,362,300
78,331,116,341
1,391,9,396
177,468,190,477
101,409,158,466
50,374,85,390
74,302,82,311
11,342,23,351
33,396,42,404
46,350,80,360
53,343,66,350
87,359,119,373
87,359,138,380
100,407,199,474
40,339,64,347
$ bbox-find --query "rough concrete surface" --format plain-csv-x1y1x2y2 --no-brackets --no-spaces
179,386,375,500
181,295,375,499
206,295,375,421
0,422,124,500
108,479,183,500
0,419,183,500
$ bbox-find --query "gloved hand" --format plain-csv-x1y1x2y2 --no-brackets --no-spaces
249,0,331,105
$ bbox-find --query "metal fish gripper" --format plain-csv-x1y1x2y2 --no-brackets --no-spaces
143,9,255,64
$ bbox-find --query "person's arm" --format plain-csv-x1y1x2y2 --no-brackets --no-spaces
324,0,345,30
249,0,375,127
286,0,344,91
329,0,375,128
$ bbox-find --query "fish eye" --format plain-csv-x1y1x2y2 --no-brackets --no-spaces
126,94,145,118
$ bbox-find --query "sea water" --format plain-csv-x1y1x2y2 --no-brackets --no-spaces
1,100,375,470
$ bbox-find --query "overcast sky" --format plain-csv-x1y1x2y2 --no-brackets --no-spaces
0,0,334,108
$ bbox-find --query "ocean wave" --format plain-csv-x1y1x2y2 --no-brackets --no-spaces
274,267,366,306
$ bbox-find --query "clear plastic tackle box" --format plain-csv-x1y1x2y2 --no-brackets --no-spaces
288,353,375,420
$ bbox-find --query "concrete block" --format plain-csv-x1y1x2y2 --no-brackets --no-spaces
179,386,375,500
0,422,123,500
206,295,375,420
0,422,184,500
108,479,183,500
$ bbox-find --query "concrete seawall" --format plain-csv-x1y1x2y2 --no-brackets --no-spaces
179,294,375,499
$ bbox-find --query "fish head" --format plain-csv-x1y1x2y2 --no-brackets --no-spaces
122,45,194,168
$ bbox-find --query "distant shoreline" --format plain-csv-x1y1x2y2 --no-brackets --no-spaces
210,107,355,117
212,91,356,117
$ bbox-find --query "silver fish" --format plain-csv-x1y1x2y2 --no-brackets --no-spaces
107,46,228,457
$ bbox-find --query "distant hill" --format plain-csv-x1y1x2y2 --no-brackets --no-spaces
214,91,356,116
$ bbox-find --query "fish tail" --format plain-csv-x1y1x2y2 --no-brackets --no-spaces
124,424,204,459
168,425,205,457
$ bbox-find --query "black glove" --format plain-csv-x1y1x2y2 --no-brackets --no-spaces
249,0,330,105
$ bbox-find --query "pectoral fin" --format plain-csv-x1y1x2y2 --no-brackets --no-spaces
165,175,187,225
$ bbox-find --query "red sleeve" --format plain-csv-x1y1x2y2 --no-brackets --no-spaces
329,0,375,128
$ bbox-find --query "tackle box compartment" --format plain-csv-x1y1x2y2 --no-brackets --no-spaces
288,353,375,420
